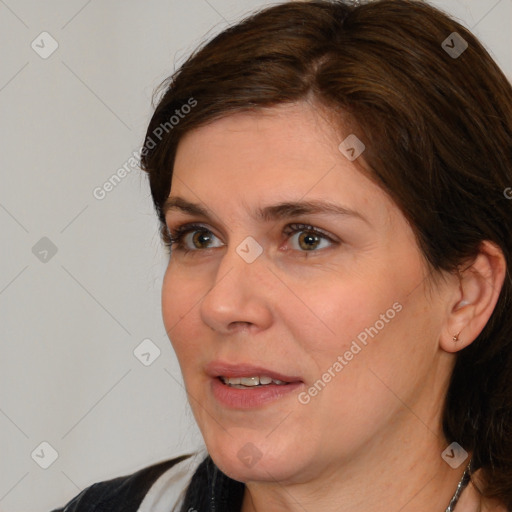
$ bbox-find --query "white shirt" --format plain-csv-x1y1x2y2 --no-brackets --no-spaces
138,450,208,512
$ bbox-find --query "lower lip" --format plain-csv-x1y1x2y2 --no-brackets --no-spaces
211,378,303,409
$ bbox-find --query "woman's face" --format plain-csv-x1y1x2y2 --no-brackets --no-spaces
162,102,454,484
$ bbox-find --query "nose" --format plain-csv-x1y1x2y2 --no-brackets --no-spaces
199,240,274,335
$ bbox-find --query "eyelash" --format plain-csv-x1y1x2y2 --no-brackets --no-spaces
165,222,337,255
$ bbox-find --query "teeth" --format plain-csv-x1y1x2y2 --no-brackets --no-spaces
241,376,259,386
220,376,287,387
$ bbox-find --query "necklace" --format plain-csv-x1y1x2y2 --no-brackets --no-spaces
445,459,472,512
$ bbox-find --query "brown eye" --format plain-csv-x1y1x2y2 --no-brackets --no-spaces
283,223,337,253
297,231,322,251
167,223,224,253
190,230,214,249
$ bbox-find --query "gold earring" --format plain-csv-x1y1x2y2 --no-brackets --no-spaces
452,331,461,342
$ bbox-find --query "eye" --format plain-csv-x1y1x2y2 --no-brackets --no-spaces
282,223,337,252
165,222,338,255
166,223,223,253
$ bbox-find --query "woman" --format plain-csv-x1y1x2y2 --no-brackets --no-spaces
52,0,512,511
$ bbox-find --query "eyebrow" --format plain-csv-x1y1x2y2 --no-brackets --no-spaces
163,196,369,224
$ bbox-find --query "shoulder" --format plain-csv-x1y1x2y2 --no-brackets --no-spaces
50,451,207,512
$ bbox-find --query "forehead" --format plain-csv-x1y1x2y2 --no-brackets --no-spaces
174,102,341,170
170,102,395,226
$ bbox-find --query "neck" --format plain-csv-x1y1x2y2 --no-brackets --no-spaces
241,423,473,512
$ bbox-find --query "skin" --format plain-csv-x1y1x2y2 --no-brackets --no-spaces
161,101,506,512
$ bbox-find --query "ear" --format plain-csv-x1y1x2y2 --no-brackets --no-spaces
440,240,507,353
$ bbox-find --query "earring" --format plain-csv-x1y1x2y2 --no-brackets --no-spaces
452,331,461,342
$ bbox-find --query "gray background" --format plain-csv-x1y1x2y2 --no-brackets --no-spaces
0,1,510,511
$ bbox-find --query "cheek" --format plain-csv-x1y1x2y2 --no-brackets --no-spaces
289,256,427,382
161,264,205,361
287,272,402,355
306,280,439,421
162,261,206,319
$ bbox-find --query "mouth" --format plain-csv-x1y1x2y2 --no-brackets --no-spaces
206,361,303,384
206,362,304,409
219,375,290,388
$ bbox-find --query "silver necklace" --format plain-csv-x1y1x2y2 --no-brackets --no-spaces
445,459,472,512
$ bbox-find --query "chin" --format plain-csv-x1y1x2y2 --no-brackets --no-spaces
213,450,302,484
204,431,313,484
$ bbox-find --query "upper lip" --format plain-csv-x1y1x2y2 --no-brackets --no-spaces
206,361,303,383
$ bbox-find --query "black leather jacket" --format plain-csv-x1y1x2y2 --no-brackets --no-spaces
50,453,245,512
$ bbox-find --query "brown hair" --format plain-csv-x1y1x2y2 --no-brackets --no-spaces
140,0,512,507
